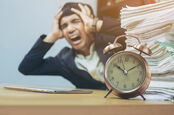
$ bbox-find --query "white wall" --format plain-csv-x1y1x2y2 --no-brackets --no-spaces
0,0,97,87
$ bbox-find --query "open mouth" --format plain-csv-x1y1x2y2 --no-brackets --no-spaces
71,36,81,42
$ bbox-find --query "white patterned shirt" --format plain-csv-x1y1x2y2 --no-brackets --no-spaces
75,43,105,83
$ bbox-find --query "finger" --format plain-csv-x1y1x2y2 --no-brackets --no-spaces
78,4,87,15
84,5,90,16
55,7,62,16
55,10,63,20
85,5,94,18
55,7,62,19
71,8,81,15
55,12,62,21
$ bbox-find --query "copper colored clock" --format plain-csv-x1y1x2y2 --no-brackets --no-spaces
103,35,152,100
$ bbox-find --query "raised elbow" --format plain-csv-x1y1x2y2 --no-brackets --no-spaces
18,64,29,75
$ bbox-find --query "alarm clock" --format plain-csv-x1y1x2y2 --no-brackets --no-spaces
103,35,152,100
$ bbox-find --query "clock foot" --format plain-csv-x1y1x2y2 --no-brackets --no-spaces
104,89,112,98
139,93,146,100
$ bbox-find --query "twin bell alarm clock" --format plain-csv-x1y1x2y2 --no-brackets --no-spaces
103,35,152,100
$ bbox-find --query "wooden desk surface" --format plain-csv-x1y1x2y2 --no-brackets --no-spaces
0,84,173,115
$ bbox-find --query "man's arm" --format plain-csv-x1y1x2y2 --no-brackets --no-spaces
18,8,65,75
43,8,63,43
18,35,65,75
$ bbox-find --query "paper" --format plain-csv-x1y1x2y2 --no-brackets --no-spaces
144,80,174,101
120,0,174,75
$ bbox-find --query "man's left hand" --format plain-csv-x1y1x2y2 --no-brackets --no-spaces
71,4,94,33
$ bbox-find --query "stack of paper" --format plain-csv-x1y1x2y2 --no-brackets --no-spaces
120,0,174,75
121,0,174,44
144,80,174,101
142,40,174,74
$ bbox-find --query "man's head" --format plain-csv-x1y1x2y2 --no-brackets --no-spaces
59,2,94,29
59,2,95,55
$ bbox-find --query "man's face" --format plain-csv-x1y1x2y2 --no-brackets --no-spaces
60,14,93,52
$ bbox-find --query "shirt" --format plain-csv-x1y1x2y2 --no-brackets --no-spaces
75,43,105,83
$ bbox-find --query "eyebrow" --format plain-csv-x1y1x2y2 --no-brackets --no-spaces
60,17,82,28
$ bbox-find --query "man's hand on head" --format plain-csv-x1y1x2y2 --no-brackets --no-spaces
71,4,94,34
43,7,64,43
71,4,103,34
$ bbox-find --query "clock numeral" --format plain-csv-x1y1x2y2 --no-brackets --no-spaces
125,57,129,62
133,59,136,64
109,70,113,74
115,81,119,88
132,83,135,88
137,66,140,69
139,71,143,76
123,84,127,89
117,57,122,64
109,76,114,81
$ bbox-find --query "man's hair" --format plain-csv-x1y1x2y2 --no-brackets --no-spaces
59,2,94,30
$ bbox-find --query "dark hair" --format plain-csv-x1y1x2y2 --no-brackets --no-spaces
59,2,94,29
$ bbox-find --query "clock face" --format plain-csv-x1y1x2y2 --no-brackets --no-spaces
105,51,146,92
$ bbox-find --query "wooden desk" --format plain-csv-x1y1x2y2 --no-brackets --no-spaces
0,84,173,115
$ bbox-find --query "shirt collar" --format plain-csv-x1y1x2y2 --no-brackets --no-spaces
76,43,95,59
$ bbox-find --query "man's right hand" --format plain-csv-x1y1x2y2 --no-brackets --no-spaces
43,8,63,43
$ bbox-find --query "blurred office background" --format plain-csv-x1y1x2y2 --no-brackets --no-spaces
0,0,97,88
1,0,172,88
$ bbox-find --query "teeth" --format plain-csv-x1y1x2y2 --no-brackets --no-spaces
71,35,78,39
71,36,80,42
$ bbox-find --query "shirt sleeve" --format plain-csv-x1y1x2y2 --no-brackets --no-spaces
18,34,64,76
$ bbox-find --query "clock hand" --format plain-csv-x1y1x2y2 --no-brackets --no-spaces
127,64,141,72
114,64,124,72
114,64,128,75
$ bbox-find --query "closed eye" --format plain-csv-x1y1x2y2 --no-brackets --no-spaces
71,19,81,24
60,23,67,30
